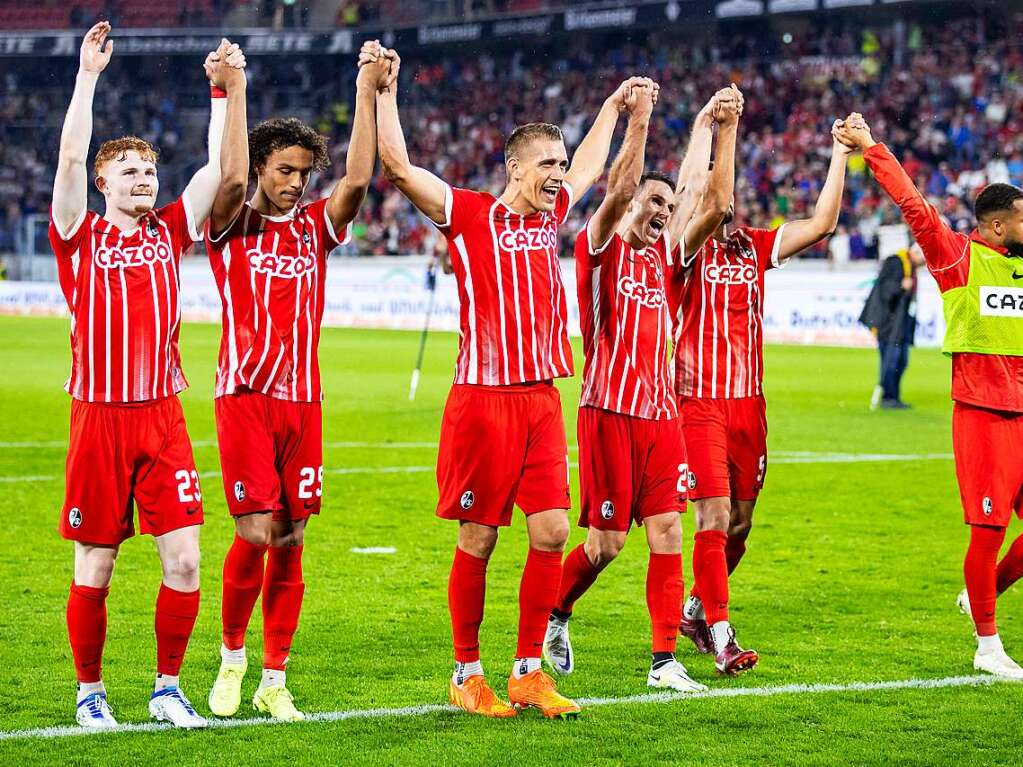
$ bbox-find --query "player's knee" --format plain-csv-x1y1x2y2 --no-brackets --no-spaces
164,548,201,581
694,505,729,532
729,517,752,540
458,523,498,559
235,514,272,546
533,515,570,552
271,529,304,548
646,519,681,553
586,535,625,568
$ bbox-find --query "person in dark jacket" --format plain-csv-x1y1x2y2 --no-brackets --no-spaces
860,244,925,409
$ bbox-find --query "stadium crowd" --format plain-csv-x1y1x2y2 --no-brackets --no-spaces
1,11,1021,260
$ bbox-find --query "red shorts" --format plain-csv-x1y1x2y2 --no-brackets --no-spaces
436,383,570,527
680,395,767,501
577,407,687,532
61,396,203,545
953,402,1023,527
215,391,323,522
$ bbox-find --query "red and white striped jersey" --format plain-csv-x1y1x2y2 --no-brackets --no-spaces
670,225,786,399
439,184,575,386
576,221,679,420
205,198,350,402
49,197,200,403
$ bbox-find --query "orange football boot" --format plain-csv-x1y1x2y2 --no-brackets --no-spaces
448,675,517,718
507,669,581,719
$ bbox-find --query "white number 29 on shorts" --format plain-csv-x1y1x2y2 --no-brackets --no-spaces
298,465,324,499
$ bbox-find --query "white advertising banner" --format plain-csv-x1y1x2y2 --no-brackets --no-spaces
0,257,945,349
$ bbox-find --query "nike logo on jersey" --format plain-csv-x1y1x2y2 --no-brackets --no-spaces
247,249,317,278
94,241,173,269
617,276,664,308
1012,270,1023,280
303,501,316,510
185,506,199,516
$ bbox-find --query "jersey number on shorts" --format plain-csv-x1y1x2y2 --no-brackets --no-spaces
676,463,689,495
756,455,766,485
298,465,324,499
175,469,202,503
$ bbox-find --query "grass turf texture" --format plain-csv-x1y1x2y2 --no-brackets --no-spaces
0,314,1020,766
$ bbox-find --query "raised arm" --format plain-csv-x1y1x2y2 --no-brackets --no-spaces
208,44,249,235
184,40,245,236
683,86,742,258
836,114,962,270
773,120,851,262
325,40,389,234
52,22,112,237
586,84,654,251
665,94,720,256
374,50,449,225
565,76,655,200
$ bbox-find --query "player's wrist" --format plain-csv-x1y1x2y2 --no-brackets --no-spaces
77,69,101,81
210,84,228,98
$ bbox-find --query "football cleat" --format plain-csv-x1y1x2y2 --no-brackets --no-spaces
507,669,581,719
448,675,517,718
974,648,1023,680
252,684,305,722
208,659,247,717
149,686,208,729
543,615,574,675
956,588,971,617
647,659,708,693
715,628,759,675
680,615,715,655
75,692,118,729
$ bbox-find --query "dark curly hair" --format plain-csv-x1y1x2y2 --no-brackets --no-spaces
248,117,331,180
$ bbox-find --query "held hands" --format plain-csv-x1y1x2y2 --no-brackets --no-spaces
609,77,660,114
833,112,876,152
79,21,113,75
830,119,854,156
357,40,400,93
204,38,247,91
623,77,657,118
711,84,743,126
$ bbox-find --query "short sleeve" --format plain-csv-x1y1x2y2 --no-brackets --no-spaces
581,216,616,261
48,207,91,259
745,226,785,272
155,197,201,256
555,181,575,225
439,185,490,239
308,197,351,249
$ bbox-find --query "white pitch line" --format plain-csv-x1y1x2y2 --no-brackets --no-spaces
0,673,1011,743
350,546,397,554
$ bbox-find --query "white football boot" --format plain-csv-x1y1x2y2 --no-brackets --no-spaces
647,659,708,693
76,691,118,729
543,614,574,675
149,686,208,728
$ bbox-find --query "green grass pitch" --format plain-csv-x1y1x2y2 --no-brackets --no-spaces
0,314,1021,765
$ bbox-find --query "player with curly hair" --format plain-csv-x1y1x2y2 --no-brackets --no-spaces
205,41,396,722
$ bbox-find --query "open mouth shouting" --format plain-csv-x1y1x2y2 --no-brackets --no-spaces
540,181,561,206
646,215,667,241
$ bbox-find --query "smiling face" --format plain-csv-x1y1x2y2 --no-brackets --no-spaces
255,145,315,214
626,178,675,247
95,149,159,218
507,137,569,214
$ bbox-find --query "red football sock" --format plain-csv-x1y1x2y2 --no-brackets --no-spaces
693,530,729,624
448,547,488,663
725,536,747,575
647,552,683,654
67,582,108,683
155,584,200,676
996,532,1023,595
964,525,1005,637
517,548,563,658
263,545,305,671
221,534,267,650
554,544,601,616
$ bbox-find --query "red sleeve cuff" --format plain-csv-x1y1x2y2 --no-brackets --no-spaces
210,85,227,98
